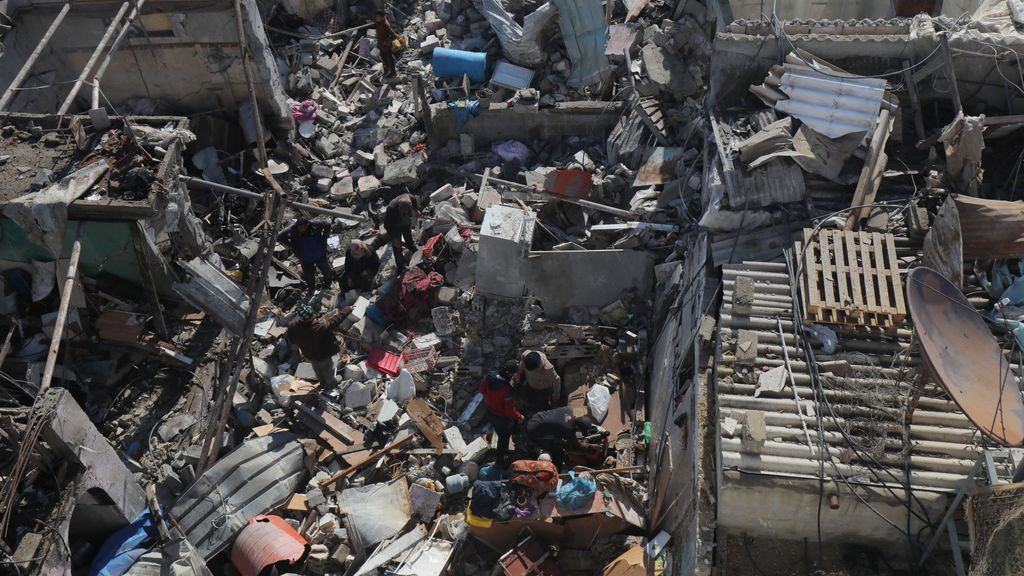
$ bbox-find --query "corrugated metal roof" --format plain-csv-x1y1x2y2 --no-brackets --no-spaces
170,433,306,560
230,515,307,576
717,261,1016,492
774,64,886,139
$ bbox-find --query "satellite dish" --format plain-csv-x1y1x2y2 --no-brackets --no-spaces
907,267,1024,446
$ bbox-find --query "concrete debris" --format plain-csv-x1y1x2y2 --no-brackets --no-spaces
6,0,1023,574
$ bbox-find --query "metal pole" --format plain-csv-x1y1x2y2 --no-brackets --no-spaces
58,1,131,115
180,175,367,222
38,224,83,399
0,3,72,112
92,0,148,110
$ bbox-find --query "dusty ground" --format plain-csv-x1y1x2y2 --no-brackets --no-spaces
0,130,75,202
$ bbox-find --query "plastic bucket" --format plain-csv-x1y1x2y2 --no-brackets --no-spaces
445,473,471,493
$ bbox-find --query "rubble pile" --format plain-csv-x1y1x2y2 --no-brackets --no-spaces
0,0,714,573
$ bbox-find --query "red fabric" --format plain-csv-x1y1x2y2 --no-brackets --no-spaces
479,377,523,420
508,460,559,493
421,233,445,259
380,267,444,322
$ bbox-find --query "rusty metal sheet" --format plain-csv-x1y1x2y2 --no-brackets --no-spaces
230,515,307,576
952,195,1024,260
544,169,594,198
906,267,1024,446
633,147,685,187
923,196,963,288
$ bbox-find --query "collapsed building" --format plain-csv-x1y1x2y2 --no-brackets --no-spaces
3,0,1024,574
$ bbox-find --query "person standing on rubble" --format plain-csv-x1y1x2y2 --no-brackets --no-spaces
377,193,419,273
286,305,346,388
279,217,334,291
375,10,402,78
515,350,562,409
480,361,524,465
339,238,381,292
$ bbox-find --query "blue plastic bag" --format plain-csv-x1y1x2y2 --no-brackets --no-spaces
555,471,597,511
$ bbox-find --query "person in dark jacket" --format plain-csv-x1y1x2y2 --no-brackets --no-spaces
279,218,333,290
286,305,348,388
526,406,607,467
375,10,401,78
479,360,523,464
339,239,380,292
376,193,419,272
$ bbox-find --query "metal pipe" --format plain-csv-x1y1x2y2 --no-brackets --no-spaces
0,3,72,112
58,1,131,115
181,175,367,222
92,0,147,110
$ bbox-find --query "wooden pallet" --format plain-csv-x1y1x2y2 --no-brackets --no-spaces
799,228,907,331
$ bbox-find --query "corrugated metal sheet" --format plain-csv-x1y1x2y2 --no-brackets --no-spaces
716,261,1015,494
170,433,306,560
550,0,608,88
230,515,307,576
725,159,806,209
774,64,886,139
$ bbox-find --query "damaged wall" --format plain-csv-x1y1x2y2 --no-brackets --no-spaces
523,249,654,317
727,0,981,20
711,18,1024,116
0,0,290,122
428,101,624,146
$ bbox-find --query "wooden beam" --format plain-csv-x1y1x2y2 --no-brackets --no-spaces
319,434,414,486
0,3,72,112
39,226,82,399
130,221,169,339
92,0,148,109
845,108,893,230
58,1,131,115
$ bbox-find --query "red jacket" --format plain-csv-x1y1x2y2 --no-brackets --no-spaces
480,374,523,420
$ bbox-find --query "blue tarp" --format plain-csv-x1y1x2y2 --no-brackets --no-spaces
88,510,158,576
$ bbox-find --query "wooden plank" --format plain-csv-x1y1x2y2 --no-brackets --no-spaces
887,235,907,319
860,231,878,314
406,398,446,452
844,231,864,319
872,232,893,312
831,229,850,312
819,231,836,308
802,230,821,314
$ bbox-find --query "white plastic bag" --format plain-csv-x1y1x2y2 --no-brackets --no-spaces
587,384,610,423
386,369,416,403
270,374,296,407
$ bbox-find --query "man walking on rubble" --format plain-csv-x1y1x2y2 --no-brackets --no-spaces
480,361,524,465
515,350,562,409
375,10,402,78
286,305,346,388
375,192,419,273
279,217,334,291
339,238,381,292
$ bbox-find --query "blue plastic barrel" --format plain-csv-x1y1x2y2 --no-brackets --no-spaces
433,48,487,82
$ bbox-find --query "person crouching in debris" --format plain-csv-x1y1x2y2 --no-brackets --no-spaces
376,193,419,273
480,360,524,465
526,406,608,468
279,217,334,291
515,350,562,409
375,10,402,78
339,239,381,292
286,304,346,388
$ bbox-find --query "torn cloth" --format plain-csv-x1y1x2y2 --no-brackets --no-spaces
88,510,158,576
447,99,481,130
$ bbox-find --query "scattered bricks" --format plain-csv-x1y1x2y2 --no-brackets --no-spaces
357,175,380,198
306,487,327,508
381,155,421,186
331,177,354,199
344,381,372,407
311,164,333,179
421,34,441,54
424,10,444,32
735,329,758,366
355,150,375,167
430,183,454,203
437,286,458,305
733,276,755,315
30,169,53,191
374,143,389,174
316,177,332,193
